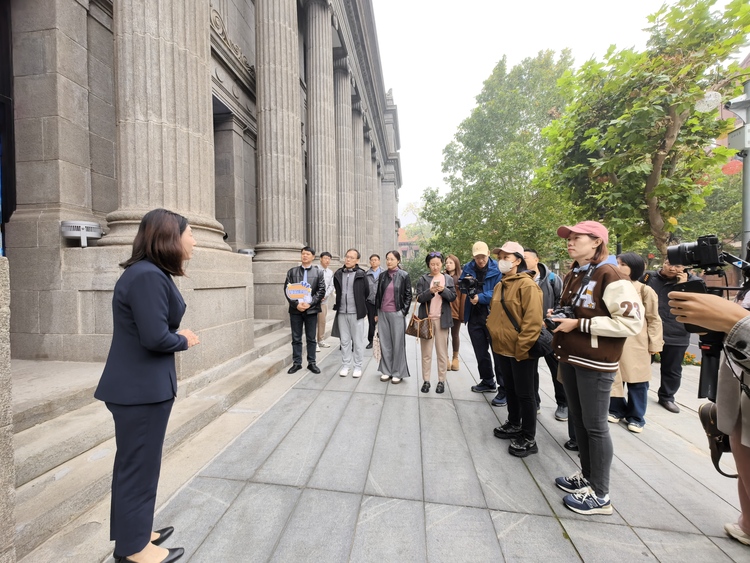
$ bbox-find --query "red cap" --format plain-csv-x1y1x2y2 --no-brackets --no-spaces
557,221,609,244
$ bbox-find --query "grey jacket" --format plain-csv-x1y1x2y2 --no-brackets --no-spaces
416,273,457,330
365,267,382,304
535,262,562,312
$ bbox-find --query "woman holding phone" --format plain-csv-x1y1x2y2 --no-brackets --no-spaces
415,252,456,393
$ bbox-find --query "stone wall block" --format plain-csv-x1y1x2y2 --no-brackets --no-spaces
39,290,79,334
10,0,56,34
10,333,64,360
88,16,114,65
57,118,91,169
8,291,39,334
0,425,16,553
14,118,44,162
91,173,118,215
94,290,114,334
41,116,60,161
15,160,60,205
88,54,113,105
56,31,88,88
61,333,110,362
78,290,96,334
59,160,91,209
4,221,39,249
90,134,114,177
88,94,116,142
14,74,58,121
11,31,46,77
57,75,89,130
55,0,87,48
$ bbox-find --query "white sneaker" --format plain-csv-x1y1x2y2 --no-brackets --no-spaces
725,522,750,546
352,369,362,378
319,341,331,348
316,344,321,352
339,367,349,377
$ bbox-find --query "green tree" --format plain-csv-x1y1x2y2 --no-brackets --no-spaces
538,0,750,257
421,50,576,266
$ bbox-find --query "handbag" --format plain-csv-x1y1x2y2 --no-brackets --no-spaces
500,285,552,359
406,303,433,339
373,326,382,362
697,401,737,479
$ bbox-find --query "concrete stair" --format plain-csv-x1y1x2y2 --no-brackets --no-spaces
11,318,306,559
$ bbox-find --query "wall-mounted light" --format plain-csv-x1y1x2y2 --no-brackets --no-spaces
60,221,103,248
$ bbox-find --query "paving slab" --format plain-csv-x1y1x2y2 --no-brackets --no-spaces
349,496,426,563
252,390,351,487
199,388,319,481
269,489,361,563
710,535,750,562
307,393,384,494
352,358,388,396
188,483,301,562
419,398,485,508
491,511,581,562
425,503,503,563
561,518,656,561
364,395,423,501
634,527,733,563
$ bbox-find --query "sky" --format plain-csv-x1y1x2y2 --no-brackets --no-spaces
369,0,714,225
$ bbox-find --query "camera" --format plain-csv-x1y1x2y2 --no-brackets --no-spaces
544,306,575,331
458,276,479,298
667,234,723,271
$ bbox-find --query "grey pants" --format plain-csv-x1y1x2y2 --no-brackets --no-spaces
560,362,615,497
339,313,365,370
377,310,410,378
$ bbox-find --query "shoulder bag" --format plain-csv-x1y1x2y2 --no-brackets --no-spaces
500,285,552,359
405,301,433,340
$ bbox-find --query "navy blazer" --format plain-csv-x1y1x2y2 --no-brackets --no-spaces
95,259,188,405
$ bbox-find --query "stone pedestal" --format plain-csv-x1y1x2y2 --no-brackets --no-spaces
103,0,228,250
334,58,354,257
306,0,338,259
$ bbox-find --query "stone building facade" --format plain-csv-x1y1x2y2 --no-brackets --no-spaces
3,0,402,375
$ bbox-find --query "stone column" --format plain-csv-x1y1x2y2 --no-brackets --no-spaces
371,156,381,256
0,259,15,562
214,114,247,251
305,0,338,259
362,134,374,261
334,57,354,258
382,174,397,250
352,103,366,254
103,0,228,249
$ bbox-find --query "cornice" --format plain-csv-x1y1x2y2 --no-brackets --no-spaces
90,0,113,19
210,7,255,85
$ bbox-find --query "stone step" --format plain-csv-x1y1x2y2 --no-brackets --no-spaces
13,337,308,560
11,319,290,433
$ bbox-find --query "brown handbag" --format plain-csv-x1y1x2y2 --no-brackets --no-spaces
406,303,433,339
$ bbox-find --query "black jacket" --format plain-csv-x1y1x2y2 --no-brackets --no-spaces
285,264,326,315
95,259,188,405
416,273,457,329
640,269,702,346
375,268,412,316
535,262,562,312
333,266,368,319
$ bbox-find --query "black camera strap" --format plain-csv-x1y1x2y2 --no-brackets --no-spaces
565,265,596,309
500,285,522,333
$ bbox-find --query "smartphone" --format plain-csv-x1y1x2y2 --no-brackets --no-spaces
433,281,440,287
671,279,707,333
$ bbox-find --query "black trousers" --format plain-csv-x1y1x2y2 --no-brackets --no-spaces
534,353,567,407
658,344,688,402
366,301,378,344
498,355,537,440
107,399,174,556
467,320,505,394
290,312,318,365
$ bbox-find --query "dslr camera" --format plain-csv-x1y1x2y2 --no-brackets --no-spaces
667,234,723,273
458,276,479,298
544,306,575,331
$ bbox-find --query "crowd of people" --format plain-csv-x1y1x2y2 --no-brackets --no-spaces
95,210,750,561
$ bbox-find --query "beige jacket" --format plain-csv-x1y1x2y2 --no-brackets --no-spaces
611,282,664,397
486,272,543,361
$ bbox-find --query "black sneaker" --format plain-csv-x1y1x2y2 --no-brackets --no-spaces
509,437,538,457
491,393,507,407
471,381,497,393
421,381,431,393
493,421,522,439
307,363,321,374
287,364,302,374
436,381,445,394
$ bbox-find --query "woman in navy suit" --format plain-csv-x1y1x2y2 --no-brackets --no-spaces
95,209,199,563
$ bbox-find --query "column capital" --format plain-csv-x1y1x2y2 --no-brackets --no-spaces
333,56,350,76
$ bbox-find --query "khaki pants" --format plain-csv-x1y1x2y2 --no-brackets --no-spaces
420,318,449,382
317,303,327,342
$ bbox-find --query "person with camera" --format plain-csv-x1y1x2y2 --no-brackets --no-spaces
549,221,643,515
444,255,465,371
416,252,457,393
375,250,412,383
640,259,702,413
459,241,506,405
524,248,567,422
667,291,750,546
486,242,544,457
609,252,663,433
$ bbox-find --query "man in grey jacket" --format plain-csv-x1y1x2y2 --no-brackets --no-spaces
364,254,382,349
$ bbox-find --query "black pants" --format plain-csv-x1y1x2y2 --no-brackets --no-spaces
107,399,174,556
467,320,505,394
534,353,567,407
658,344,688,402
290,312,318,365
498,355,537,440
366,301,378,344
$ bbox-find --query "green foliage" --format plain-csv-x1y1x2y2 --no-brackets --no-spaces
538,0,750,257
421,50,576,266
400,255,427,289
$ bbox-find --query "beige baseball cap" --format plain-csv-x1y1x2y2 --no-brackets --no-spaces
472,241,490,256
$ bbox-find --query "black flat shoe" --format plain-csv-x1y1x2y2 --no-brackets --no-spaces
115,547,185,563
421,381,430,393
307,363,321,374
436,381,445,394
564,439,579,451
288,364,302,374
152,526,174,546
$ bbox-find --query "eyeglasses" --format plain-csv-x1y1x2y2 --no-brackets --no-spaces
428,252,443,259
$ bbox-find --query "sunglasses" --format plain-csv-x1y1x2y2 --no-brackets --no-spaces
428,252,443,259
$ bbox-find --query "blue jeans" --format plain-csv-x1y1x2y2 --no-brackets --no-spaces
609,381,649,426
290,313,318,365
560,362,615,497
